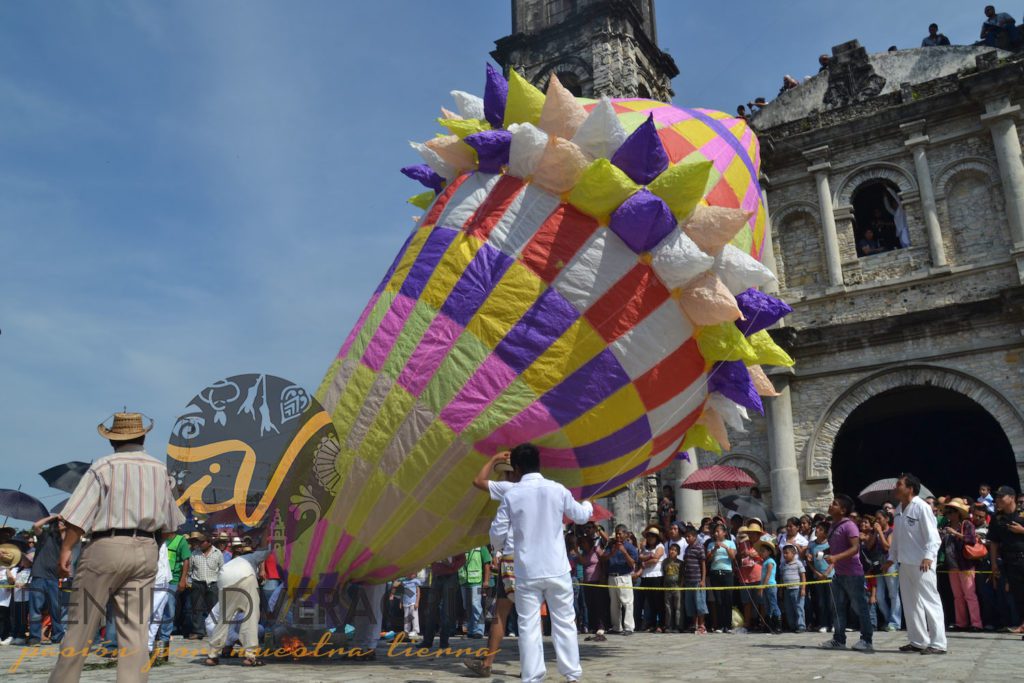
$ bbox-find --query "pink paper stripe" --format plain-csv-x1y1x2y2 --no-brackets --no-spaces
366,564,400,579
396,314,462,397
439,353,517,433
537,446,578,468
338,547,375,585
360,294,417,371
338,293,380,359
474,400,561,454
301,519,330,580
326,532,354,574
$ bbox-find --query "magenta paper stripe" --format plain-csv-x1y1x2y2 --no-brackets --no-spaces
339,547,374,585
439,353,518,433
338,293,379,359
366,564,400,579
326,532,354,574
361,294,417,371
475,400,561,455
537,446,577,468
301,519,330,580
396,313,462,397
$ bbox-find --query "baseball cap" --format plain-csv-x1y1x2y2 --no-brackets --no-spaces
995,485,1017,498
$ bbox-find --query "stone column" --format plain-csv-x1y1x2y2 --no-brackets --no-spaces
758,174,781,296
676,451,704,523
804,146,843,288
981,96,1024,250
901,120,947,268
765,371,803,518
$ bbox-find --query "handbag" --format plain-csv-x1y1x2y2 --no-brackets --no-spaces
961,523,987,561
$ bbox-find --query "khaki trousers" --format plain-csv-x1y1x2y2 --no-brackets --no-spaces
49,535,158,683
206,573,260,658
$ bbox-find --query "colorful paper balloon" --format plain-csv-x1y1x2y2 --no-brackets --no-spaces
278,66,791,596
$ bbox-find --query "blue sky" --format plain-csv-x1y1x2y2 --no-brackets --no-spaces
0,1,988,513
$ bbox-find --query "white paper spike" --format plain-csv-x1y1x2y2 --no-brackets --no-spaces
707,393,749,433
507,123,550,179
451,90,485,120
571,96,628,160
410,141,456,181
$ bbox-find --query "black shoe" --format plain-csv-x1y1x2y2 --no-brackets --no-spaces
920,647,947,655
26,638,40,646
899,644,924,652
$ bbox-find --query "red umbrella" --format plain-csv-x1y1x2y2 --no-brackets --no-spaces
564,501,612,525
681,465,756,491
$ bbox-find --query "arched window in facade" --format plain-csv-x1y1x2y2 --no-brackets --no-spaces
851,180,909,257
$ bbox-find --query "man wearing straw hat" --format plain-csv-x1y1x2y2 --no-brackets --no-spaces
48,411,185,683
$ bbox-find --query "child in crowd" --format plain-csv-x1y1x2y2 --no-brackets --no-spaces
977,483,995,514
756,541,781,632
681,527,708,634
400,573,421,638
806,521,833,633
11,553,32,645
661,543,684,632
779,544,806,632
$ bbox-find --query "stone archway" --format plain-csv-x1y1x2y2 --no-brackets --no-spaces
805,365,1024,488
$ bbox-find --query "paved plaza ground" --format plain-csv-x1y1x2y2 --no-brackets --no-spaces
1,630,1019,682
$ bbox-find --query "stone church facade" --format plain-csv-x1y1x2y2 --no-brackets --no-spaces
494,3,1024,527
739,41,1024,518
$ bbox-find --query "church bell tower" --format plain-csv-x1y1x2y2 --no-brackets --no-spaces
492,0,679,101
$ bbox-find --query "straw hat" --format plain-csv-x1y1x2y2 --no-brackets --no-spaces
739,520,765,535
0,543,21,569
97,412,153,441
944,499,970,517
754,539,776,556
188,531,207,543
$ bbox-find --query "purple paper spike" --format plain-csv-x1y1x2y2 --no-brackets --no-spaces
734,288,794,336
707,360,764,415
608,189,676,253
676,450,691,463
400,164,444,193
464,130,512,174
610,114,670,185
484,63,508,129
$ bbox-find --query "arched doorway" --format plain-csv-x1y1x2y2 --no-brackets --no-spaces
831,385,1019,508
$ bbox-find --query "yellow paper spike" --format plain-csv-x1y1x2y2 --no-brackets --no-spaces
566,158,638,222
695,322,757,363
746,330,795,367
649,160,714,222
438,117,491,139
407,191,435,209
503,68,546,128
680,422,721,454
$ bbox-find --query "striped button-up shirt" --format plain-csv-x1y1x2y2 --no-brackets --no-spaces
61,445,185,534
190,546,224,583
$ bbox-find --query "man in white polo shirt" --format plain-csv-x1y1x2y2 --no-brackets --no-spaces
490,443,592,683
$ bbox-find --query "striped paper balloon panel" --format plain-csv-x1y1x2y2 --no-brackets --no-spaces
279,67,793,595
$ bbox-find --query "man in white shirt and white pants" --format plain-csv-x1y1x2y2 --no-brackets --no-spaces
883,472,947,654
491,443,592,683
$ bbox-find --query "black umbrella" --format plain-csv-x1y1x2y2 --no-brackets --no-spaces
50,498,69,515
0,489,50,523
39,461,91,494
719,494,779,524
